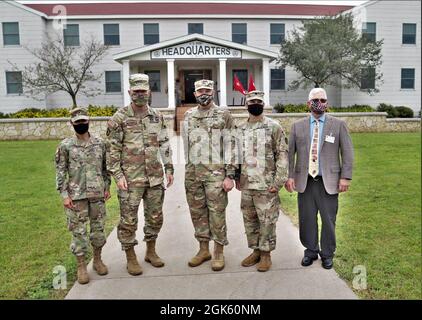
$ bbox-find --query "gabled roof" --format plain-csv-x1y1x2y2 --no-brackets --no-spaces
6,0,48,18
23,2,353,18
113,33,279,62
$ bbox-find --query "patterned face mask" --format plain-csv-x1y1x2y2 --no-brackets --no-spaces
131,93,149,107
309,99,328,114
196,94,213,106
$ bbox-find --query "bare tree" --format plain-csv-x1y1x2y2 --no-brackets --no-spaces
10,33,109,108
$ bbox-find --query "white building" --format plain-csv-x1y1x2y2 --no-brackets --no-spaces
0,0,420,113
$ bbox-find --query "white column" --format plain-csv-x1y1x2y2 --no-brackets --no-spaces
253,63,261,90
219,58,227,107
122,60,130,106
167,59,175,108
262,58,270,105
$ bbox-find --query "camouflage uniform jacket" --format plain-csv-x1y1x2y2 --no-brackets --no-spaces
106,105,174,188
183,103,237,179
235,116,288,191
55,135,111,200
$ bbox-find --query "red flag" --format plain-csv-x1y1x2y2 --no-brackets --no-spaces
233,74,246,95
248,74,256,92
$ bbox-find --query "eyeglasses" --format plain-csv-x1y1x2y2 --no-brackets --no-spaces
311,98,327,103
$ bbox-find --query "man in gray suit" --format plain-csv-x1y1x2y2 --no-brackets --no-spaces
285,88,354,269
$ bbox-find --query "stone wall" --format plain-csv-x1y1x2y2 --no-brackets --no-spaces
267,112,421,133
0,111,419,141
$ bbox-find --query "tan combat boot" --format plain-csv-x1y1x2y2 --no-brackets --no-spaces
76,255,89,284
211,242,225,271
145,240,165,267
93,247,108,275
125,247,143,275
241,249,261,267
188,241,212,267
257,251,272,272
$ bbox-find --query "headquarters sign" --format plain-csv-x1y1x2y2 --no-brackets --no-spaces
151,41,242,59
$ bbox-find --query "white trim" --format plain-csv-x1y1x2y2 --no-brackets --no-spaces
114,33,278,62
262,58,270,105
167,59,175,108
6,1,48,18
122,60,130,106
219,58,227,107
40,14,322,20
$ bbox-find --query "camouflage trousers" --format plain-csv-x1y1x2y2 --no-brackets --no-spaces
185,176,229,246
240,189,280,252
64,198,107,256
117,184,164,250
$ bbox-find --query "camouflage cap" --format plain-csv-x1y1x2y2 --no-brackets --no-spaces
70,107,89,122
129,73,149,90
194,79,214,91
245,90,265,103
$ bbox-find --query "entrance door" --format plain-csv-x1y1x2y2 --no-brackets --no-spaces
183,69,212,103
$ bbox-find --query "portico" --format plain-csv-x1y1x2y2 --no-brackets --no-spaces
114,33,278,108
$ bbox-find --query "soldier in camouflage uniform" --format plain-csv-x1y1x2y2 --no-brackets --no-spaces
234,91,288,272
106,74,174,276
182,79,236,271
55,107,111,284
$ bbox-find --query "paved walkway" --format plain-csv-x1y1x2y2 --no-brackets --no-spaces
66,137,356,299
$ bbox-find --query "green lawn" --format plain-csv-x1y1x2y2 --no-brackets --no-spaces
0,133,420,299
280,133,421,299
0,140,120,299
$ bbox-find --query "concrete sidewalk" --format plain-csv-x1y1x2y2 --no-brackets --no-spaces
66,136,356,299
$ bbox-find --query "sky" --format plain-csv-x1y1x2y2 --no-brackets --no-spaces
18,0,369,6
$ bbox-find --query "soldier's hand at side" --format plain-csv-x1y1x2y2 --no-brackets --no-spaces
285,178,296,193
104,190,111,201
235,180,241,191
166,174,174,188
267,186,278,193
117,177,128,190
63,197,75,209
223,177,234,192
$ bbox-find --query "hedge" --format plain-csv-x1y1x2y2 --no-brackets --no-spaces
0,105,118,119
273,103,374,113
376,103,414,118
273,103,415,118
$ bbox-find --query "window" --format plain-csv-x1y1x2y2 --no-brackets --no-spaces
271,69,285,90
104,24,120,45
402,23,416,44
105,71,121,93
188,23,203,35
270,23,285,45
2,22,20,45
63,24,80,46
145,70,160,92
232,23,247,44
6,71,23,94
232,69,248,91
401,68,415,89
362,22,376,43
144,23,159,45
360,68,376,90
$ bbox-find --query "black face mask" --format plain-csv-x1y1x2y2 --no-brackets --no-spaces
247,104,264,116
73,123,89,134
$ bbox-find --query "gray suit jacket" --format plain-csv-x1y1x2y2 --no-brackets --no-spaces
288,114,354,195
